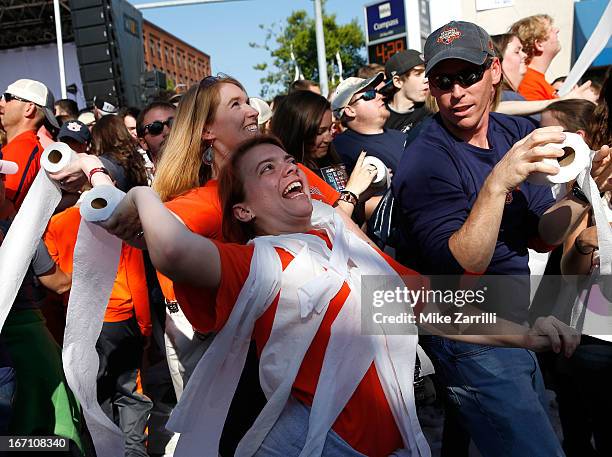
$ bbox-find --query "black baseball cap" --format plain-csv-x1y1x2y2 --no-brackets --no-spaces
93,95,118,116
424,21,496,76
58,120,91,145
385,49,425,79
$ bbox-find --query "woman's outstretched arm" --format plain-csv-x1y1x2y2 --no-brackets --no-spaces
103,186,221,289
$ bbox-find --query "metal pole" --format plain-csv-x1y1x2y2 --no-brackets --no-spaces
134,0,246,10
313,0,328,97
53,0,67,98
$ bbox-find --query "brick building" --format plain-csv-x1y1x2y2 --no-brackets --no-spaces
143,20,211,92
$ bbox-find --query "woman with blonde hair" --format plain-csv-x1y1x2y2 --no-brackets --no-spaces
49,74,377,455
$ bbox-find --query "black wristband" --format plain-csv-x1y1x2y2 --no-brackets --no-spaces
571,182,590,205
334,190,358,207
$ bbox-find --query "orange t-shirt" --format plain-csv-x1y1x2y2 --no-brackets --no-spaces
175,232,418,457
158,167,340,303
44,206,151,336
518,67,556,101
0,130,43,209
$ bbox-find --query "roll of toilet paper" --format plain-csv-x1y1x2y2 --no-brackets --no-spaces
363,156,389,188
41,142,77,173
0,159,18,175
80,185,126,222
527,133,591,186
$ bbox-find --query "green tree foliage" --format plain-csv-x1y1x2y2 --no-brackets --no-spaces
250,4,365,98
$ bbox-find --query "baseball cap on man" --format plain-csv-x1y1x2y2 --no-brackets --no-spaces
0,160,18,175
5,79,59,129
424,21,496,76
385,50,425,79
93,96,118,116
331,72,385,118
58,120,91,145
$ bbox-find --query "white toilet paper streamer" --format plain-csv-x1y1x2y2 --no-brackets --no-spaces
63,220,125,457
0,142,76,331
567,145,612,340
363,155,390,189
61,185,127,457
557,0,612,97
527,133,591,186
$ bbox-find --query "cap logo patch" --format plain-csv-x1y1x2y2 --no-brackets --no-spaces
66,121,81,132
437,27,462,45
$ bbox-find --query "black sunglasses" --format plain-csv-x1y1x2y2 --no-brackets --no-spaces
351,89,378,104
2,93,32,104
143,117,174,136
429,59,493,91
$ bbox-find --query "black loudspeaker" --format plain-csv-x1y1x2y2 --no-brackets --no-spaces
69,0,144,107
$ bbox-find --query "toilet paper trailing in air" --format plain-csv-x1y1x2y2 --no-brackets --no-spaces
0,142,76,330
62,184,127,457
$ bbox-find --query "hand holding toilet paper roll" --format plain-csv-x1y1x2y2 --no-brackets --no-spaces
526,133,591,186
41,142,77,173
79,185,148,244
362,156,390,189
80,185,126,223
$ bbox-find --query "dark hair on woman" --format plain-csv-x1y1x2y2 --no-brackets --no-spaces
490,33,519,92
90,115,148,187
218,135,286,244
587,70,611,150
544,99,596,144
269,91,341,170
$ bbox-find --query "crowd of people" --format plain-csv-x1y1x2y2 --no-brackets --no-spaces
0,13,610,457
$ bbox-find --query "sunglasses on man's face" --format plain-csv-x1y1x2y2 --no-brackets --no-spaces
429,59,493,91
143,117,174,136
351,89,379,105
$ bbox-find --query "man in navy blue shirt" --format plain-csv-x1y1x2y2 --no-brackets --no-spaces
393,21,611,457
331,73,407,175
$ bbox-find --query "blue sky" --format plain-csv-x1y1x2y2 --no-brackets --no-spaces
131,0,367,96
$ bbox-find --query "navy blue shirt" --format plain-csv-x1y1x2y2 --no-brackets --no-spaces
332,128,407,175
393,113,555,319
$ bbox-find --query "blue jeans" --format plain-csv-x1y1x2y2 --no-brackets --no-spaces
422,336,564,457
254,397,366,457
0,366,16,433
